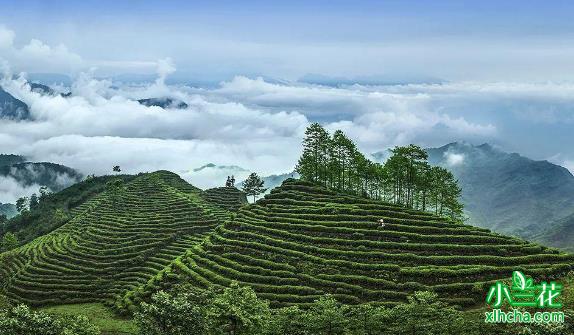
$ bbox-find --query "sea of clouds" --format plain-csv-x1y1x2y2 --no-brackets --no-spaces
1,25,574,193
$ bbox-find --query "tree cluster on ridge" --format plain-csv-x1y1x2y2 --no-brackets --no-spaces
296,123,464,220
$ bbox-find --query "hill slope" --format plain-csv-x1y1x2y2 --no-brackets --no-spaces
0,171,235,307
534,213,574,253
201,186,248,211
0,86,29,120
123,178,574,309
1,174,136,245
0,154,26,168
425,142,574,237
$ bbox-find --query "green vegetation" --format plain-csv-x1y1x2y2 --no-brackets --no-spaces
136,283,269,335
1,174,136,247
1,131,572,334
125,177,573,310
0,304,99,335
241,173,267,202
202,186,248,212
135,282,571,335
41,303,138,335
0,171,241,310
1,231,18,252
297,123,463,220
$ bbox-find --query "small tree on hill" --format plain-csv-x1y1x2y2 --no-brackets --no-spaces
38,186,51,202
242,173,267,202
29,193,39,211
113,165,121,173
208,282,270,335
1,232,18,252
15,197,29,213
136,289,209,335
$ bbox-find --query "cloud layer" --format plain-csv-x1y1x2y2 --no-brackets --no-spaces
1,25,574,200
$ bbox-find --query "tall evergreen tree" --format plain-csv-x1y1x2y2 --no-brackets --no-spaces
242,173,267,202
296,123,330,184
295,124,465,221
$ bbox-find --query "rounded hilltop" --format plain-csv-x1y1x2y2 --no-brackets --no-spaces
0,170,248,307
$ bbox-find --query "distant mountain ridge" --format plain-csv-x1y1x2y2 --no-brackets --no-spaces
534,213,574,252
0,81,61,120
424,142,574,240
0,86,30,120
0,154,26,167
188,163,297,195
0,162,83,191
0,154,83,218
138,97,188,109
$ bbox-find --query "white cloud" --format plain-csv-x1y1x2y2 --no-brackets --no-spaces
207,76,497,151
0,176,41,204
156,58,176,84
184,164,251,189
0,26,15,49
0,26,84,75
2,25,574,196
444,152,465,167
0,73,501,193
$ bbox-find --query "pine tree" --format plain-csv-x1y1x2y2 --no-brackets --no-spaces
15,197,29,213
242,173,267,202
29,193,39,211
295,124,464,221
296,123,330,184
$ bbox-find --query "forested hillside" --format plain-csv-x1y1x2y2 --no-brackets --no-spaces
296,124,464,220
426,142,574,238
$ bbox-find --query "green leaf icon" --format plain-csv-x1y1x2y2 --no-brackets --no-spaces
513,271,526,290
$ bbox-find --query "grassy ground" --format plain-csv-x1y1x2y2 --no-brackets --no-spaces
39,303,138,335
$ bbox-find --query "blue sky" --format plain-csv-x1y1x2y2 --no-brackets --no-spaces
1,1,574,183
2,0,574,81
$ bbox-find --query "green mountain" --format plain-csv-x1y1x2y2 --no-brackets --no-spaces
0,171,244,307
424,142,574,239
121,178,573,310
260,171,299,192
534,213,574,253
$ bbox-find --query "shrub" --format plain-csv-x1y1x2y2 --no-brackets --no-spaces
0,304,99,335
135,289,210,335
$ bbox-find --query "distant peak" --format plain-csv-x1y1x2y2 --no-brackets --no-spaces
192,163,248,173
477,143,493,150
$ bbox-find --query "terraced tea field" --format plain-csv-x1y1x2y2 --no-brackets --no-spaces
201,186,248,211
0,171,242,308
125,178,574,309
